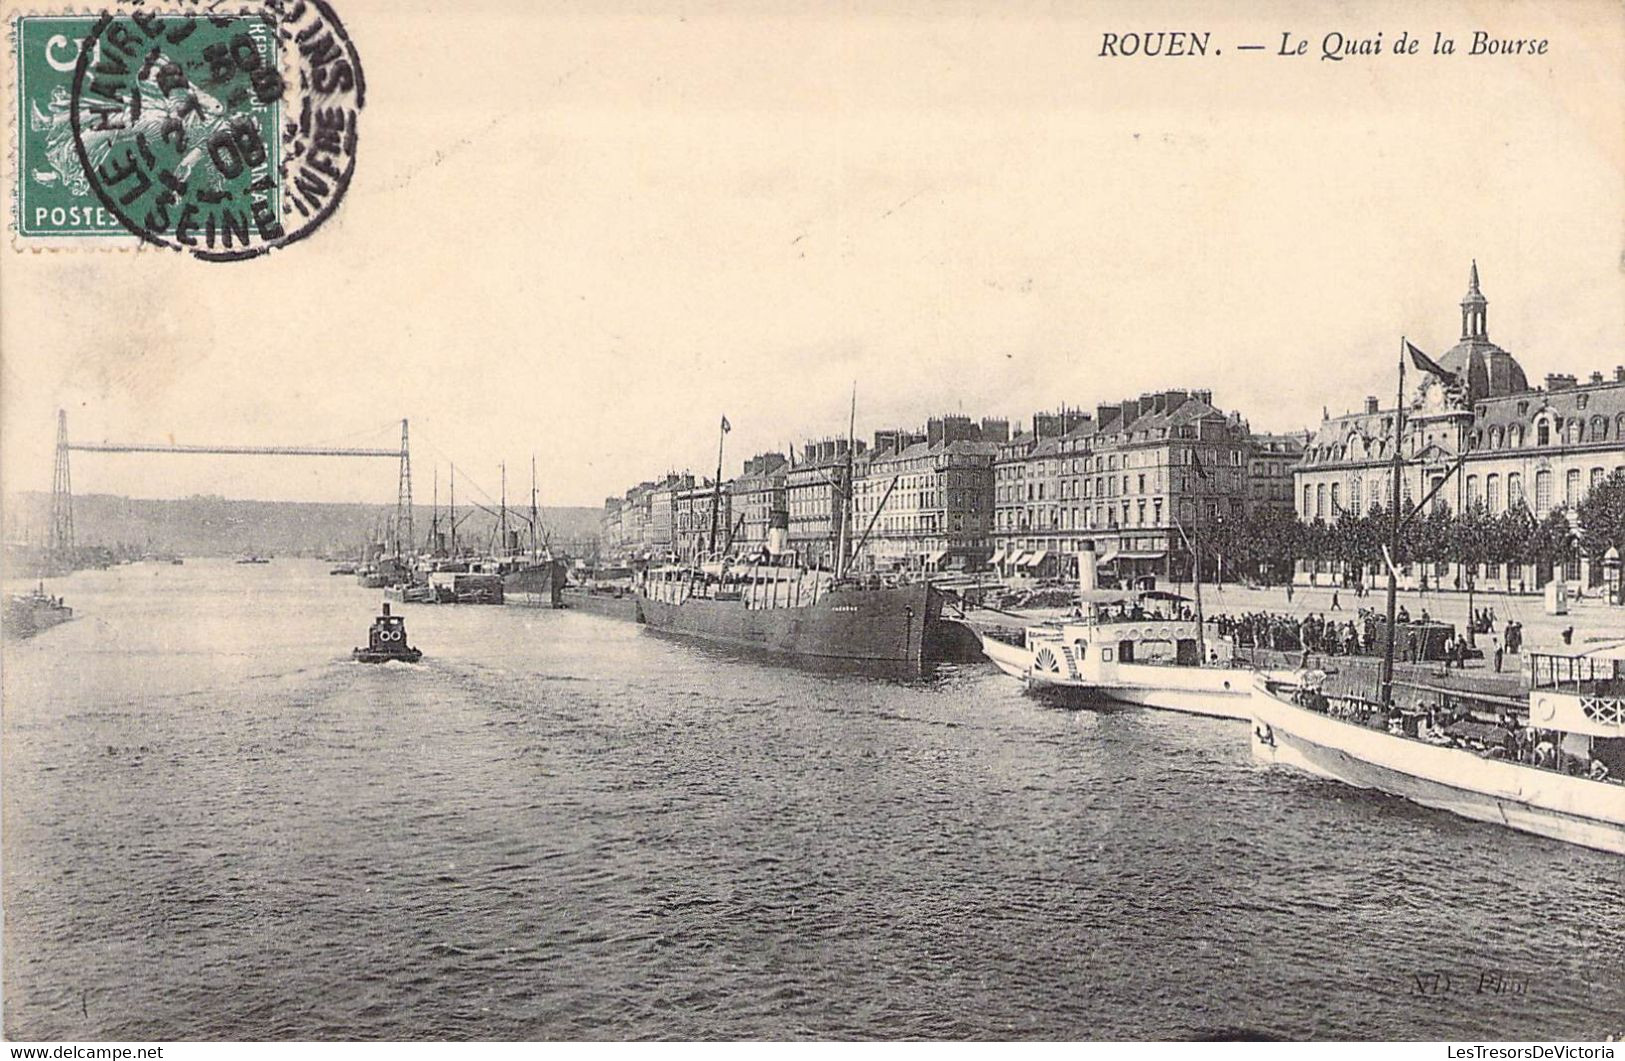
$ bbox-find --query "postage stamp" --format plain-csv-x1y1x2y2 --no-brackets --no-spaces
11,1,363,260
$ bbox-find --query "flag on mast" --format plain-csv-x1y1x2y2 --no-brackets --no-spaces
720,415,731,434
1405,341,1456,384
1191,447,1213,483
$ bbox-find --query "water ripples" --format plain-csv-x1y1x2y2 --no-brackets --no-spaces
4,560,1622,1040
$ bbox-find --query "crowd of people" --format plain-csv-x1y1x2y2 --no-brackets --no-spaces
1212,603,1534,673
1214,609,1388,656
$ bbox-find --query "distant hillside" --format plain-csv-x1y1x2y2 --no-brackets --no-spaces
2,493,602,557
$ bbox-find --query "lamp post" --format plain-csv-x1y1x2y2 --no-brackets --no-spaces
1604,545,1622,606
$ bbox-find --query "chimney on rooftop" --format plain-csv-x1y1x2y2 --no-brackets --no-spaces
1616,366,1625,383
1591,371,1605,385
1365,396,1379,414
1546,373,1577,392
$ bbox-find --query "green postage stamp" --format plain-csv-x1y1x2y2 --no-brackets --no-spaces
10,3,364,261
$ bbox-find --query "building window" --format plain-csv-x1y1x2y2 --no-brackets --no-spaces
1592,467,1605,491
1535,469,1552,517
1508,472,1523,509
1330,482,1341,514
1486,474,1501,512
1465,475,1479,508
1315,483,1326,520
1565,468,1580,505
1349,476,1362,514
1303,484,1312,517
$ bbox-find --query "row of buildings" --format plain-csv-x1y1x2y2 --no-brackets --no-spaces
601,397,1304,584
600,265,1625,588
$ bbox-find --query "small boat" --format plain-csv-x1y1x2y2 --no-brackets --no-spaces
978,545,1292,719
4,583,73,639
383,582,434,604
352,602,422,664
236,555,271,565
328,563,357,576
1248,641,1625,855
428,570,504,605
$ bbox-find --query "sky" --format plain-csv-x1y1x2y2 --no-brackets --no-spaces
3,0,1622,510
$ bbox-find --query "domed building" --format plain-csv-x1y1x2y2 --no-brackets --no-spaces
1293,263,1625,595
1436,261,1530,403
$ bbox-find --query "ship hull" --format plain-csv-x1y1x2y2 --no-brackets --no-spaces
1249,678,1625,856
3,601,73,639
352,647,422,664
503,561,566,606
977,629,1274,720
561,588,640,622
637,582,956,667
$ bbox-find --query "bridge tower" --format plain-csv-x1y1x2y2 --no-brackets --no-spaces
48,409,74,558
394,419,413,556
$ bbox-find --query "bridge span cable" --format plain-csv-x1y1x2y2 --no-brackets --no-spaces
64,443,402,457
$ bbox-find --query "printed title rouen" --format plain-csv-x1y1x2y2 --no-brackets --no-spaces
1098,31,1550,59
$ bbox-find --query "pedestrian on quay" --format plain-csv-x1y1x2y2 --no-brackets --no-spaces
1494,641,1504,673
1331,591,1341,611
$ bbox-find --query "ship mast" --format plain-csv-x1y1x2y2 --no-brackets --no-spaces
1380,338,1408,709
530,454,540,561
1193,506,1205,662
707,416,728,558
836,381,857,579
449,465,457,558
500,462,508,558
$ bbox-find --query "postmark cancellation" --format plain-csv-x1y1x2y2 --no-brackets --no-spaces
9,0,363,260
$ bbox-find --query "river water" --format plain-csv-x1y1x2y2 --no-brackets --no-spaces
3,560,1621,1041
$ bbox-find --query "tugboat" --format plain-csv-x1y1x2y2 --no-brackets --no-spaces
352,602,423,663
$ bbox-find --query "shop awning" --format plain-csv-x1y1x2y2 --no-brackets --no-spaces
1097,549,1120,566
1009,551,1029,567
924,549,948,564
988,549,1006,565
1117,550,1167,561
1021,550,1050,567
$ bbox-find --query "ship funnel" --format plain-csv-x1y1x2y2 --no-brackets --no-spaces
1078,542,1098,596
382,602,392,616
767,507,789,557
